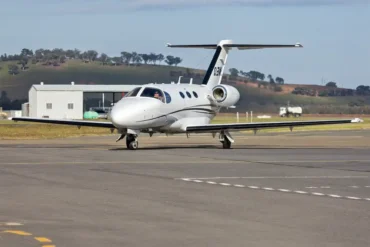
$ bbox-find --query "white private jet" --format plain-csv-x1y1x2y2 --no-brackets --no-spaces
12,40,362,150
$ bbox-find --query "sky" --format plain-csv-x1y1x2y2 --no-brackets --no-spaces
1,0,369,88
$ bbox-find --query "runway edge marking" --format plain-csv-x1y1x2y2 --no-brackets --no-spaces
177,178,370,202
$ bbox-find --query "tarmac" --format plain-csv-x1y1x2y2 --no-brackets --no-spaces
0,130,369,246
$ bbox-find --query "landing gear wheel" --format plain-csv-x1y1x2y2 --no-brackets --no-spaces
129,140,138,150
126,134,138,150
222,137,231,149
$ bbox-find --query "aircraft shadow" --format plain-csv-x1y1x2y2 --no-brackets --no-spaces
108,145,340,151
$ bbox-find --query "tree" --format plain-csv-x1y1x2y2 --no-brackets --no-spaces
8,64,19,75
165,55,175,66
99,53,109,64
267,74,275,84
132,53,142,65
149,53,157,64
356,85,370,96
157,54,164,64
141,54,149,64
121,52,132,65
246,70,265,81
229,68,239,77
20,48,33,57
276,77,284,84
87,50,98,61
19,57,28,70
173,57,182,66
326,81,337,88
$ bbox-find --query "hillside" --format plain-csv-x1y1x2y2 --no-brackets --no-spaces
1,60,369,114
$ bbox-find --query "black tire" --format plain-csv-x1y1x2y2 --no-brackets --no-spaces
126,134,136,149
222,138,231,149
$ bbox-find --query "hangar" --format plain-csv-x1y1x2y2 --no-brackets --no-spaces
28,82,138,119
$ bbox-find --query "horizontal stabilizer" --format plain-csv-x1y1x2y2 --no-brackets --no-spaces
224,43,303,50
166,42,303,50
166,43,217,49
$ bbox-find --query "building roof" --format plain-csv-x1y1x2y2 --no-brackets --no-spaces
31,84,140,93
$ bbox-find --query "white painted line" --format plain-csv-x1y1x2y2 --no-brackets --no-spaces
306,186,317,189
248,186,259,189
365,186,370,188
182,176,369,180
263,187,275,191
278,189,291,192
312,192,325,196
206,181,217,184
5,222,24,226
193,180,203,183
328,194,342,198
294,191,308,194
346,196,361,200
181,178,191,181
234,184,245,188
320,186,330,189
349,186,359,188
365,198,370,201
219,183,231,186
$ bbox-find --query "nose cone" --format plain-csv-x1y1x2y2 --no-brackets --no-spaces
110,98,161,128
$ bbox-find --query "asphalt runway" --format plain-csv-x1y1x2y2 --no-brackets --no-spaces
0,130,369,247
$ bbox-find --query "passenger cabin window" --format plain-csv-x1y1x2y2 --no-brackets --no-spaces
140,87,165,103
46,103,52,109
68,103,74,109
186,91,191,98
193,91,198,98
179,92,185,99
164,91,171,103
125,87,141,97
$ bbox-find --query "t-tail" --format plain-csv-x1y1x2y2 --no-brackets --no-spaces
167,39,303,88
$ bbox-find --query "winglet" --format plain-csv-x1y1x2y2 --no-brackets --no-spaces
295,42,303,47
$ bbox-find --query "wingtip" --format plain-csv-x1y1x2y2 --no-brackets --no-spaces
351,118,364,123
295,42,303,48
166,43,172,47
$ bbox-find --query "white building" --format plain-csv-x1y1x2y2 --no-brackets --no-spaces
29,82,138,119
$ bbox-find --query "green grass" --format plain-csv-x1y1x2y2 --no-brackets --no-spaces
0,116,368,140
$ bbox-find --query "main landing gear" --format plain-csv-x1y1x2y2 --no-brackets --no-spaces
126,134,138,150
219,130,234,149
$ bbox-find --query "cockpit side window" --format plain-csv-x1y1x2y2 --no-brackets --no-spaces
140,87,165,103
124,87,141,97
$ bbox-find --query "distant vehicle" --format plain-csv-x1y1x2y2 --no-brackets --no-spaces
280,107,302,117
94,109,109,119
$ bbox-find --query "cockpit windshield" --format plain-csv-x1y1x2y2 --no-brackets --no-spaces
140,87,165,103
124,87,142,97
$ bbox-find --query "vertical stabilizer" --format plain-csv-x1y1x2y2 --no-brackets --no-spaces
167,39,302,88
202,40,232,88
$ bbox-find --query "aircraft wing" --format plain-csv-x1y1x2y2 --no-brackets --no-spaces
186,118,363,133
12,117,115,128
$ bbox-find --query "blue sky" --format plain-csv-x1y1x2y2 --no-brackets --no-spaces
1,0,369,88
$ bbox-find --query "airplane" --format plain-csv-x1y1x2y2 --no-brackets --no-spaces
12,39,363,150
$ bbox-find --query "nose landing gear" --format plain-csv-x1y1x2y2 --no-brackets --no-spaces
126,134,139,150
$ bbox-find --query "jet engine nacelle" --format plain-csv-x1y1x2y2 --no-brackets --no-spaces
211,85,240,107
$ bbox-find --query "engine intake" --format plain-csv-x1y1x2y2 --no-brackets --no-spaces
211,85,240,107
